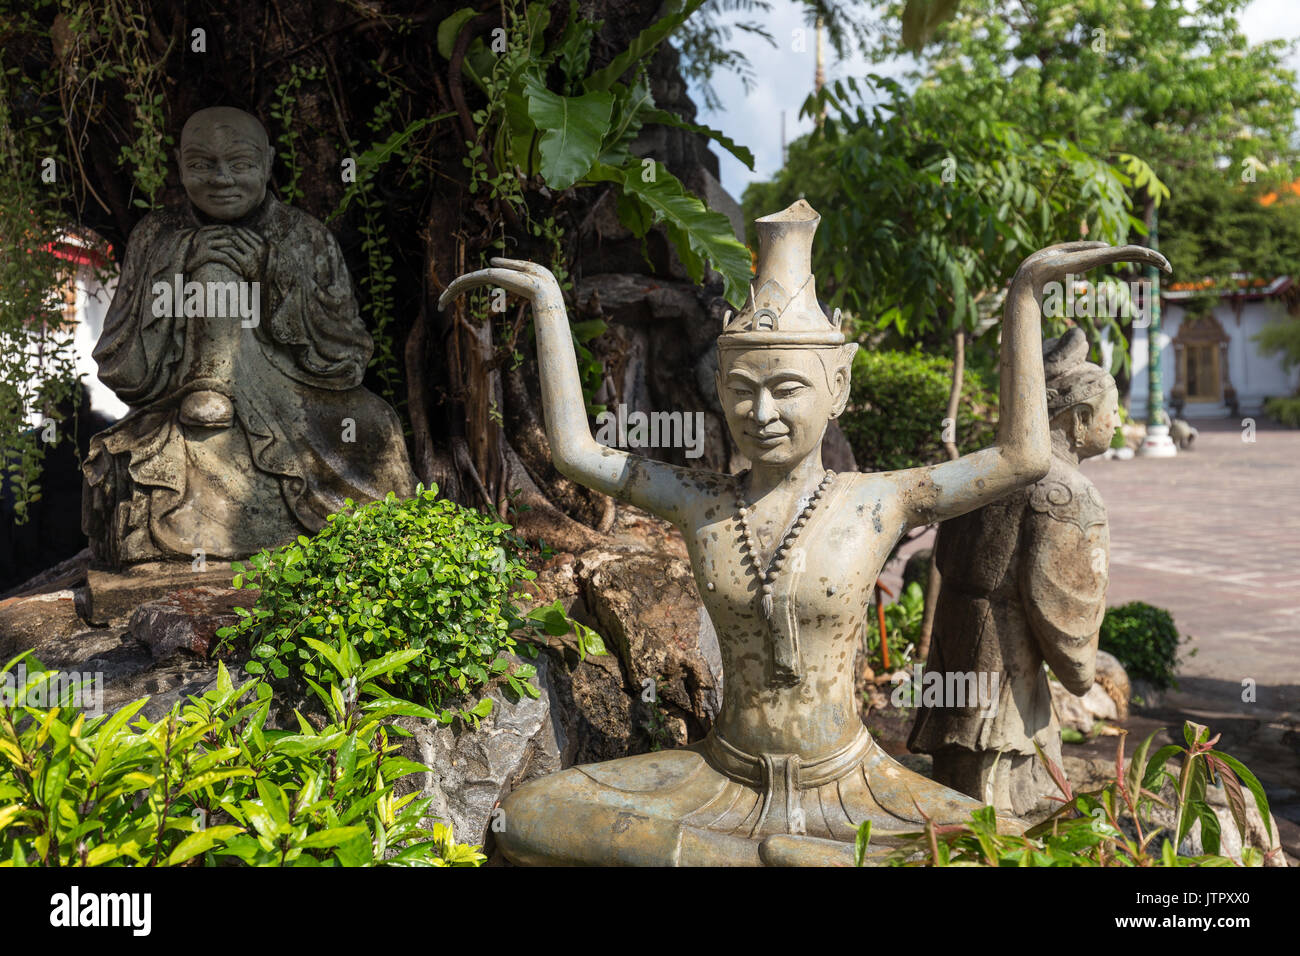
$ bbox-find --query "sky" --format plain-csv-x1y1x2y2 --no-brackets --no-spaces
687,0,1300,202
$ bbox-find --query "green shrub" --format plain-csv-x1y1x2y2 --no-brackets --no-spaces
858,721,1275,867
0,649,484,867
1099,601,1185,691
840,349,996,472
218,486,546,723
1263,395,1300,428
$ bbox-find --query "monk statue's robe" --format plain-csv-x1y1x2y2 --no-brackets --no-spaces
83,193,416,567
908,454,1108,818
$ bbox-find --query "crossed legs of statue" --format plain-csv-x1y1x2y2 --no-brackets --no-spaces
493,731,1019,866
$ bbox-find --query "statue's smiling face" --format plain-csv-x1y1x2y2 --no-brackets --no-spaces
179,110,271,221
717,347,852,467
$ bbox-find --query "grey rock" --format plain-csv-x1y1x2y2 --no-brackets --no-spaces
1050,677,1119,733
394,654,560,848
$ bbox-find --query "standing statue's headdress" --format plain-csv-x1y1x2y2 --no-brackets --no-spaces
718,200,845,350
1043,327,1116,413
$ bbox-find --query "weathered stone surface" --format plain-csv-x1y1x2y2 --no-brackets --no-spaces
1093,649,1130,720
394,655,564,849
1051,677,1118,733
576,549,721,736
0,583,257,722
1048,648,1131,734
83,560,244,627
0,589,84,660
129,586,249,659
913,327,1117,819
82,106,415,569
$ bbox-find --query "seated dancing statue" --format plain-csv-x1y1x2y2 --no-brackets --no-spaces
84,107,415,567
441,200,1166,866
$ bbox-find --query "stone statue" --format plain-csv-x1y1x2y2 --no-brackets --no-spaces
83,107,416,567
441,200,1167,865
909,327,1127,819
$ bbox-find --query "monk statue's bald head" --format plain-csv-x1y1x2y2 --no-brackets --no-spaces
178,107,272,221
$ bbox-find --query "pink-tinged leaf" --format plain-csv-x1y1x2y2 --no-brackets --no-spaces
1210,750,1274,844
1207,755,1248,842
1034,740,1073,802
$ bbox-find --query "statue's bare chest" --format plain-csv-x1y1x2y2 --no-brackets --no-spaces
684,480,904,629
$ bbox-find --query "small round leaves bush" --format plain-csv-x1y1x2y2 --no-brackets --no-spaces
219,486,539,715
1099,601,1185,691
840,349,996,472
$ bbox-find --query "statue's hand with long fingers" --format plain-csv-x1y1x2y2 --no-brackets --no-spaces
1008,240,1171,294
438,257,566,315
438,256,635,503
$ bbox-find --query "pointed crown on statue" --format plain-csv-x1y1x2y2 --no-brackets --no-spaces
718,200,845,350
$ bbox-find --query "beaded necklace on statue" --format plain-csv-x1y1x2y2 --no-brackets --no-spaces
735,470,835,620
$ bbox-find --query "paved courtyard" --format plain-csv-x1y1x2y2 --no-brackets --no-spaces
1082,419,1300,699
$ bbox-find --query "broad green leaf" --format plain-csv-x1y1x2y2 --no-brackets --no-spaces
303,637,351,680
361,699,439,721
901,0,962,52
358,648,425,684
1210,751,1273,843
854,820,872,867
436,8,479,61
166,825,244,866
639,108,754,170
583,0,707,92
522,74,612,190
297,826,368,849
588,161,751,307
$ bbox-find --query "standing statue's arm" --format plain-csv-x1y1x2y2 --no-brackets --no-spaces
899,242,1170,527
439,258,694,526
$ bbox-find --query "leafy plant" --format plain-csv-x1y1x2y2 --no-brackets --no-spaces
865,580,924,669
1263,395,1300,428
1255,315,1300,379
442,0,753,307
522,598,607,662
0,650,484,867
216,485,544,725
745,74,1164,377
859,721,1275,867
840,349,996,472
1099,601,1186,691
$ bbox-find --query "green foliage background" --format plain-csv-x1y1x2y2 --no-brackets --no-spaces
839,349,996,472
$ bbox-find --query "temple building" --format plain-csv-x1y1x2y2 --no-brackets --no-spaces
1130,275,1299,420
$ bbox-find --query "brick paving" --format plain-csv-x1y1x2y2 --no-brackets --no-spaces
1082,420,1300,695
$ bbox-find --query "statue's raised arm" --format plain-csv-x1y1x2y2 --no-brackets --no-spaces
899,241,1170,528
438,258,698,527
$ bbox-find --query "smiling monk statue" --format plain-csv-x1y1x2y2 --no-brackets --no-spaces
83,107,415,568
441,200,1169,865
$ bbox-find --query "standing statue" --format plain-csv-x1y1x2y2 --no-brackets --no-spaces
909,327,1125,819
83,107,416,567
441,200,1166,865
